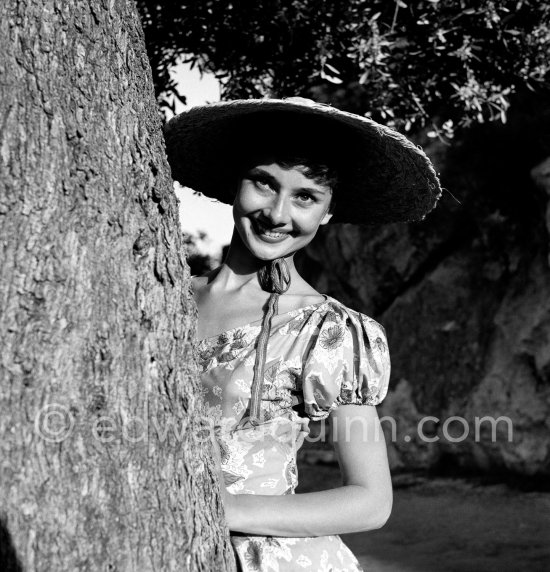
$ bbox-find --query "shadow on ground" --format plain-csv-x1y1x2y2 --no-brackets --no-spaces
296,464,550,572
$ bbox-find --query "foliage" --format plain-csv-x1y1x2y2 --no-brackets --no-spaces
138,0,549,134
183,232,217,275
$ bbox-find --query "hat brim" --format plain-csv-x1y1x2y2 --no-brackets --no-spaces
164,99,442,225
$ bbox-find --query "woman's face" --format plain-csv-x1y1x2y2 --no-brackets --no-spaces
232,161,333,261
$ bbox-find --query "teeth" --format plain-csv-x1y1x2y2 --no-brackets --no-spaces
257,223,287,238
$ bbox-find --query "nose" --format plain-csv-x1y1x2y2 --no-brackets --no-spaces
264,193,290,225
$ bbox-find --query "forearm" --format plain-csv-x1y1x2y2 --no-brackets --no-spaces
225,484,392,537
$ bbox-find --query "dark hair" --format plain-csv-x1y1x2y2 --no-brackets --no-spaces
238,154,338,215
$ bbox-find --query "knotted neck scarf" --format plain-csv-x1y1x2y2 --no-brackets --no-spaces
245,256,291,427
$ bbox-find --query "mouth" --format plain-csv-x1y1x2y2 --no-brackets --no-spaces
253,220,290,242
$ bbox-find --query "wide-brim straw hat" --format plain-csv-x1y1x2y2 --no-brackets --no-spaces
164,97,442,224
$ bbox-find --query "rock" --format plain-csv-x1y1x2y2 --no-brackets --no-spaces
297,124,550,477
378,379,441,472
530,156,550,267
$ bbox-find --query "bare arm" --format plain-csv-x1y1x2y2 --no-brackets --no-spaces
221,404,393,537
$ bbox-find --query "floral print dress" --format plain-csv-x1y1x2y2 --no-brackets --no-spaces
197,295,391,572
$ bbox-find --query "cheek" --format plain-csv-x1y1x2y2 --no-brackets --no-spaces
294,208,327,234
233,185,263,215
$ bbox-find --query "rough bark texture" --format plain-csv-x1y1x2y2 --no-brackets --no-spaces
0,0,235,569
298,105,550,478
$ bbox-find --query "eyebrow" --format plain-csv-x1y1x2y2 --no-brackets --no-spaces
246,167,330,195
247,168,278,187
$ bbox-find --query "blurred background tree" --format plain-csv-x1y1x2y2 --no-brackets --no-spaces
138,0,549,135
184,231,217,275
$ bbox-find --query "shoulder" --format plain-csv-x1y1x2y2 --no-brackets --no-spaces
318,296,387,337
191,268,218,298
305,296,390,359
301,296,391,418
191,274,208,290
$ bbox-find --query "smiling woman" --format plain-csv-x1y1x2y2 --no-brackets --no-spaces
164,97,441,571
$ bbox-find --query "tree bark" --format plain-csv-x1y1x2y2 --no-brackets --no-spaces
0,0,235,569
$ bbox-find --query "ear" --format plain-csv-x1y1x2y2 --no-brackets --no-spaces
320,211,333,225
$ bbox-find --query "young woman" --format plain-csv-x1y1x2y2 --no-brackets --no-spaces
164,98,441,571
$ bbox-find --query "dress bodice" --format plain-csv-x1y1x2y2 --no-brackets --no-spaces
197,295,390,496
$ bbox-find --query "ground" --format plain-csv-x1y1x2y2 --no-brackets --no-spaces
297,464,550,572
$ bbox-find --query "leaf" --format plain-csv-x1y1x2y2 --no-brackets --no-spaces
324,62,340,75
320,70,343,84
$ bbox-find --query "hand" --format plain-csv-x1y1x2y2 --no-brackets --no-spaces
295,417,310,451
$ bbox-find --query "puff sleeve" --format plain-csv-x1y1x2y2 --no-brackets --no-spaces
301,307,390,421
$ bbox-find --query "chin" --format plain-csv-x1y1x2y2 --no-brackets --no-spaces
246,240,293,262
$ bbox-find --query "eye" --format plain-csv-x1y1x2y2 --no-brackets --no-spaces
250,176,273,191
295,192,316,204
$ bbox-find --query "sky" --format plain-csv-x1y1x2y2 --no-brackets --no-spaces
168,61,233,260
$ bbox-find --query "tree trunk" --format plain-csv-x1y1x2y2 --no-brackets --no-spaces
0,0,235,569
